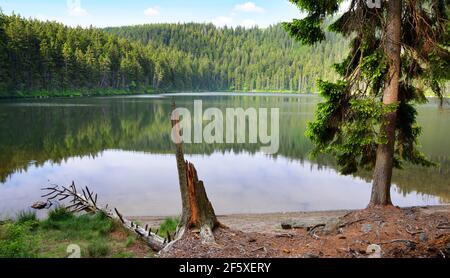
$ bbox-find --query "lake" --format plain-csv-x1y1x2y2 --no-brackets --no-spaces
0,93,449,218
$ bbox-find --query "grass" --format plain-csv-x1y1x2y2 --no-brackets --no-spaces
0,207,152,258
87,240,111,258
0,221,38,258
16,210,37,224
125,236,136,248
0,208,182,258
1,88,156,99
158,218,179,239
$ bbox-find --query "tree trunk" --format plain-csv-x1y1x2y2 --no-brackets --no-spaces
370,0,402,207
171,102,218,243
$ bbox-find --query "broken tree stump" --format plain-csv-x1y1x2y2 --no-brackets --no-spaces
171,101,219,244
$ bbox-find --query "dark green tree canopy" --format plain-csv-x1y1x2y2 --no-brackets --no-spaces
0,11,349,97
285,0,450,174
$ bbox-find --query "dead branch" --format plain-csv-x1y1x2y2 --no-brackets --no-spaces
36,182,167,251
275,233,294,239
405,224,424,235
379,239,419,246
251,247,267,253
436,222,450,230
339,218,367,228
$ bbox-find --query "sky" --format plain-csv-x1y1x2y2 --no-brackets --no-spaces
0,0,304,28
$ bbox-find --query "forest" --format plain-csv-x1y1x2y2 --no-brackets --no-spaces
0,12,348,97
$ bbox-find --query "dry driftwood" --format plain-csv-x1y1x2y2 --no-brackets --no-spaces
37,182,167,251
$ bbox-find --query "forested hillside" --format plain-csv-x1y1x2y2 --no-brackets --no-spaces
0,12,348,97
105,23,348,92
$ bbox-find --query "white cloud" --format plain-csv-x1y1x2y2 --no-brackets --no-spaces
241,19,257,28
144,7,160,17
212,16,233,27
67,0,88,17
234,2,265,13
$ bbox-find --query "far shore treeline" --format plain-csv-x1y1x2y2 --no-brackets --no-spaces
0,12,348,97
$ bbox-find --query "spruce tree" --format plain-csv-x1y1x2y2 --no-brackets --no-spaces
0,10,9,93
284,0,449,206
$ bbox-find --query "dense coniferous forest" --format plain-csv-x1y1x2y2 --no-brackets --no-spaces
0,12,349,97
105,23,348,92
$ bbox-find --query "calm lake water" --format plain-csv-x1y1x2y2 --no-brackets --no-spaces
0,93,449,218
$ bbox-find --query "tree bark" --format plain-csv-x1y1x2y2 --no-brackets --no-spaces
171,102,218,243
370,0,402,207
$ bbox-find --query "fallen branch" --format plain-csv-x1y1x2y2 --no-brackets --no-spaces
436,223,450,230
251,247,266,253
405,224,424,236
275,233,294,239
379,239,419,246
339,218,367,228
308,224,324,240
35,182,167,251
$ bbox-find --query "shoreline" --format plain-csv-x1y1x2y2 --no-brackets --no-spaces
131,204,450,234
0,89,309,100
1,90,447,100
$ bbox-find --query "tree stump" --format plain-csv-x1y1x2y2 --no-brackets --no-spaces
171,102,219,243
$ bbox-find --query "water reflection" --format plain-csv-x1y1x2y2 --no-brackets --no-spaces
0,94,448,217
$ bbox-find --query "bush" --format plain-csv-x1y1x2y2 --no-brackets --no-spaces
87,240,111,258
0,223,37,258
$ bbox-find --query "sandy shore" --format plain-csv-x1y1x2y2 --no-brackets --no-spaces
130,205,450,234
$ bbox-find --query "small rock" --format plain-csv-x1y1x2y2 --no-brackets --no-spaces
444,243,450,255
303,253,319,258
31,201,48,210
281,218,333,230
405,210,417,221
323,219,341,235
283,249,291,254
419,232,428,242
248,238,257,243
366,244,382,258
362,224,372,234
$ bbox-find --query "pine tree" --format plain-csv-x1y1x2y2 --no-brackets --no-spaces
284,0,450,206
0,11,9,93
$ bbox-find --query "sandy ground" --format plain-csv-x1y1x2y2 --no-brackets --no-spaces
154,205,450,258
130,205,450,234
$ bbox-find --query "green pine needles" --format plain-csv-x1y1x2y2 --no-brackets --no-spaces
285,0,449,175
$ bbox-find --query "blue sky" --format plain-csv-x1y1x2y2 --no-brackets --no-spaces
0,0,304,28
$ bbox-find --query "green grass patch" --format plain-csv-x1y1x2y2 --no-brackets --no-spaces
16,210,37,224
87,240,111,258
125,236,136,248
0,222,38,258
0,208,151,258
158,218,179,239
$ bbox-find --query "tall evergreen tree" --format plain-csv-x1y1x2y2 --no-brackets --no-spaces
284,0,450,206
0,10,9,93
